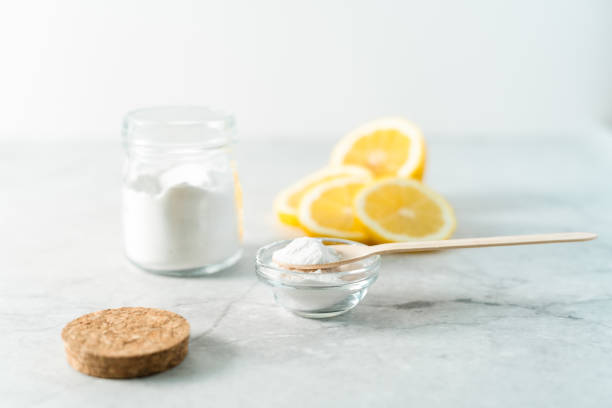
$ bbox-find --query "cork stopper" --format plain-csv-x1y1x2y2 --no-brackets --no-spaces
61,307,190,378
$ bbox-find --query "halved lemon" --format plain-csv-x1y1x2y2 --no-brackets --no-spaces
298,177,369,241
355,178,455,243
274,165,372,226
330,117,426,179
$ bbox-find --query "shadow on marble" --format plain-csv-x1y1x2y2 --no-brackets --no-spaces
326,295,512,329
204,244,260,280
138,335,236,385
122,244,261,281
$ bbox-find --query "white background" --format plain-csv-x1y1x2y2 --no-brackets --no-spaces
0,0,610,141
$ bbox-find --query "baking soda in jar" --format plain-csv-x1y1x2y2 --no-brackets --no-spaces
121,106,242,276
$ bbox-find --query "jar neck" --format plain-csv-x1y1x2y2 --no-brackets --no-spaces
124,142,232,162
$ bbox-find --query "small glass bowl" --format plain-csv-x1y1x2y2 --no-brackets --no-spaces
255,238,381,318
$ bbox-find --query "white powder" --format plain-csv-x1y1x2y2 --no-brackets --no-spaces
122,163,241,271
272,237,341,266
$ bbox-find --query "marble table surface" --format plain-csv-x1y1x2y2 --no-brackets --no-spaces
1,135,611,407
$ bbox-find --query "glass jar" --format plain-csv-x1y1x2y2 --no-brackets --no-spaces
122,106,243,276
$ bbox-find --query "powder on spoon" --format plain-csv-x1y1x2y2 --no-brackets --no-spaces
272,237,341,267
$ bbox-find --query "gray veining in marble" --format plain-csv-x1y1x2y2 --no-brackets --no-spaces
1,135,611,407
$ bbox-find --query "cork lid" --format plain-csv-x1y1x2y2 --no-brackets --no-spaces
62,307,190,378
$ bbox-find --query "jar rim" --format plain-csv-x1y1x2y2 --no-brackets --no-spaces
123,106,234,149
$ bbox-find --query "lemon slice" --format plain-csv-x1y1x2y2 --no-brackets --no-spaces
274,166,372,226
298,177,369,241
330,117,426,179
355,178,455,243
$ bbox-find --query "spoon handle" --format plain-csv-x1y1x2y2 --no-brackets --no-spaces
369,232,597,255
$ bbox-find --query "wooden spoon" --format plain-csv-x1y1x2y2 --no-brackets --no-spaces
276,232,597,271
